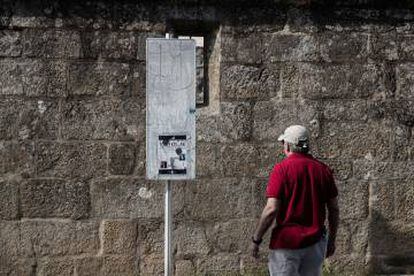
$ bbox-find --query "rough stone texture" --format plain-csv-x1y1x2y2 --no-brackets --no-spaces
0,180,19,220
221,33,264,64
0,141,36,176
61,98,117,140
37,259,75,276
20,179,90,219
18,220,99,257
102,219,138,255
337,180,369,220
91,178,185,218
68,62,130,96
108,143,137,175
22,29,81,59
0,99,59,140
0,2,414,275
184,178,256,221
220,63,280,100
263,33,319,62
36,142,107,179
0,30,22,57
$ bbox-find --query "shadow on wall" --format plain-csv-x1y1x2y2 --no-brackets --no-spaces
369,211,414,274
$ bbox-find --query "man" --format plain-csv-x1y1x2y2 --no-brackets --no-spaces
252,125,339,276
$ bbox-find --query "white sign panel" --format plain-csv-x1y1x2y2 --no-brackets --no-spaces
146,39,196,180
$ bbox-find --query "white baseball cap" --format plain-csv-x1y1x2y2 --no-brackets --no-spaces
277,125,309,145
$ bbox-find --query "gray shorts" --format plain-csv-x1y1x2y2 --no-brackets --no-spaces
268,235,328,276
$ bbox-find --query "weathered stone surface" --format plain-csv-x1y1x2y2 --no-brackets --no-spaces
68,62,130,96
391,124,414,161
137,220,163,256
370,179,414,222
22,29,81,59
91,178,184,218
220,64,280,100
220,102,253,141
321,159,353,181
21,60,68,97
113,99,146,142
396,63,414,100
196,253,240,275
206,218,255,253
0,98,57,139
196,142,219,177
37,259,74,276
330,219,368,256
0,221,22,260
369,32,399,61
299,63,391,99
217,143,260,177
75,255,139,276
221,33,263,64
16,100,59,140
0,180,19,220
101,255,138,276
108,143,137,175
196,113,221,143
354,160,414,180
131,63,146,98
0,30,22,57
175,259,195,276
36,142,107,179
0,60,24,95
321,100,368,122
320,32,368,62
0,257,35,276
387,100,414,127
184,178,255,221
370,219,414,256
253,143,280,178
316,122,392,160
19,220,99,257
75,257,103,276
102,219,138,254
175,222,210,257
61,99,116,140
325,254,368,276
253,99,319,142
337,180,369,220
139,255,163,276
80,31,137,60
20,179,90,219
0,141,36,176
263,33,319,62
400,34,414,61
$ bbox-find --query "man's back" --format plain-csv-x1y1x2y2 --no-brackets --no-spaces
266,153,338,249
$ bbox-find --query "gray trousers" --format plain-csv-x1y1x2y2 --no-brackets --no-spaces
268,235,328,276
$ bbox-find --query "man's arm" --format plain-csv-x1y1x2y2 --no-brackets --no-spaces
251,198,281,258
326,196,339,258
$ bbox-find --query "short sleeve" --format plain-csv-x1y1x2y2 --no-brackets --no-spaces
266,164,285,199
326,168,338,199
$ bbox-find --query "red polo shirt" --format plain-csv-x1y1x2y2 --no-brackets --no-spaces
266,153,338,249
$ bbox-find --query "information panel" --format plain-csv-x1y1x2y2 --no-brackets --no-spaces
146,39,196,180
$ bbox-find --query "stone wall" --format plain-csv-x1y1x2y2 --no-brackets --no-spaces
0,1,414,275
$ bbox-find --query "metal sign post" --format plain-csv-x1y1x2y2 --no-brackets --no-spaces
146,34,196,276
165,179,172,276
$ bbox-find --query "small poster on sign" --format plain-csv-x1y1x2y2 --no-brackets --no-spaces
158,135,187,175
